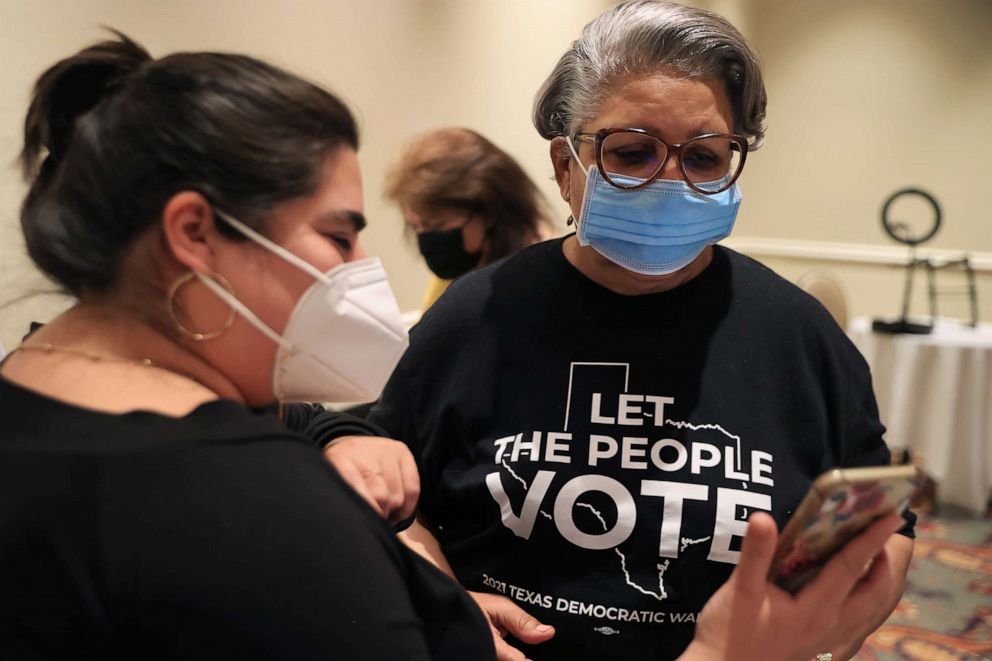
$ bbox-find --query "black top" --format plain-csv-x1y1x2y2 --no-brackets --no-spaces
369,237,914,661
0,377,494,660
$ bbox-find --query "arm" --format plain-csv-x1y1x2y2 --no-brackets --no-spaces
281,402,387,443
810,353,915,656
323,435,420,524
823,363,916,657
400,516,556,661
279,404,420,523
681,512,906,661
399,516,457,576
125,440,449,660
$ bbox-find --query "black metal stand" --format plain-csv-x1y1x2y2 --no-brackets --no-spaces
927,256,978,328
873,247,934,335
872,251,978,335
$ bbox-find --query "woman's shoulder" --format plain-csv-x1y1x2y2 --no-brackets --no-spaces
717,247,867,371
0,383,483,657
0,372,315,461
115,420,492,659
720,247,841,323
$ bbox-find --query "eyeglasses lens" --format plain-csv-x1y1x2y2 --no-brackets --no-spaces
599,131,742,193
598,131,665,184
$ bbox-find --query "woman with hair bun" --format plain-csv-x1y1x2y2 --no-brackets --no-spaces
0,31,494,659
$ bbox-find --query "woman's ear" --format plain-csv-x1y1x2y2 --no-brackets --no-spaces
160,191,222,274
550,137,572,202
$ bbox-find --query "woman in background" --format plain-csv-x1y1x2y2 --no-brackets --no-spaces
385,127,551,311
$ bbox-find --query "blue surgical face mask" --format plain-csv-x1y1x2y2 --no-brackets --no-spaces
567,140,742,276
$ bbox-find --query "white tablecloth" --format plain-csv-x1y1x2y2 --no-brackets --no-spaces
849,317,992,513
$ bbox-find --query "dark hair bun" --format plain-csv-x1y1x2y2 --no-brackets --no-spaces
18,31,357,298
21,29,150,181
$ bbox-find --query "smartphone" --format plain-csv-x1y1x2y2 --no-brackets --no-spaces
768,464,924,594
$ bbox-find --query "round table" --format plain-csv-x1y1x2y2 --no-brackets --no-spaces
848,317,992,514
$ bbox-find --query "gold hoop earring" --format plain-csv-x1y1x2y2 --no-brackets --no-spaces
166,271,237,341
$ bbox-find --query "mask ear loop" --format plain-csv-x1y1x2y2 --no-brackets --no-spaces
214,209,330,285
565,136,590,177
193,272,293,352
564,137,591,228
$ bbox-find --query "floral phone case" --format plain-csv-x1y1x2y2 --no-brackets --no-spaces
769,465,923,594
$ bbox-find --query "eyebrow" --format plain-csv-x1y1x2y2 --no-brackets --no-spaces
346,211,367,232
321,210,367,232
645,125,731,141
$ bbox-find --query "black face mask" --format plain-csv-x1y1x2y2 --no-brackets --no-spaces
417,226,483,279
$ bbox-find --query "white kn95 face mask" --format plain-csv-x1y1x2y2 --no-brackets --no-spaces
195,209,409,403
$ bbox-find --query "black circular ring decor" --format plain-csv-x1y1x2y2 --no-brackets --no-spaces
881,188,942,246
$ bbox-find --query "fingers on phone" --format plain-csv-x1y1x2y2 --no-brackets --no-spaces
801,513,902,606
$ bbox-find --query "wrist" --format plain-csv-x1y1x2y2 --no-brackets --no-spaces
322,436,347,450
679,640,725,661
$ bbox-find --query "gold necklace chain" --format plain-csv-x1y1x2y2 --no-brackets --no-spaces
15,342,192,381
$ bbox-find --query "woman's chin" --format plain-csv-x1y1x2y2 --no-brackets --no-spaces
614,268,692,295
563,236,714,295
595,246,713,295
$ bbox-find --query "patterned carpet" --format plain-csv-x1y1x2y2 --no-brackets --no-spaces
857,506,992,660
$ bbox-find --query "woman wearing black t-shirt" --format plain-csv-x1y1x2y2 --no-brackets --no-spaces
369,2,915,660
0,32,493,659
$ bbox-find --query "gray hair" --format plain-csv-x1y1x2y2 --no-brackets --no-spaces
533,0,767,148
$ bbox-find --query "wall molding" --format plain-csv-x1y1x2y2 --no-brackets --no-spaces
397,237,992,323
723,236,992,273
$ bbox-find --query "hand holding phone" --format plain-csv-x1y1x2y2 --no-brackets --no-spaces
769,464,923,594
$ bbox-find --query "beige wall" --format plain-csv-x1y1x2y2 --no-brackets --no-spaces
1,0,989,352
0,0,608,350
730,0,992,325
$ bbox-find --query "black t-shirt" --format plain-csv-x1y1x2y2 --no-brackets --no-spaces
0,377,494,660
369,238,911,661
